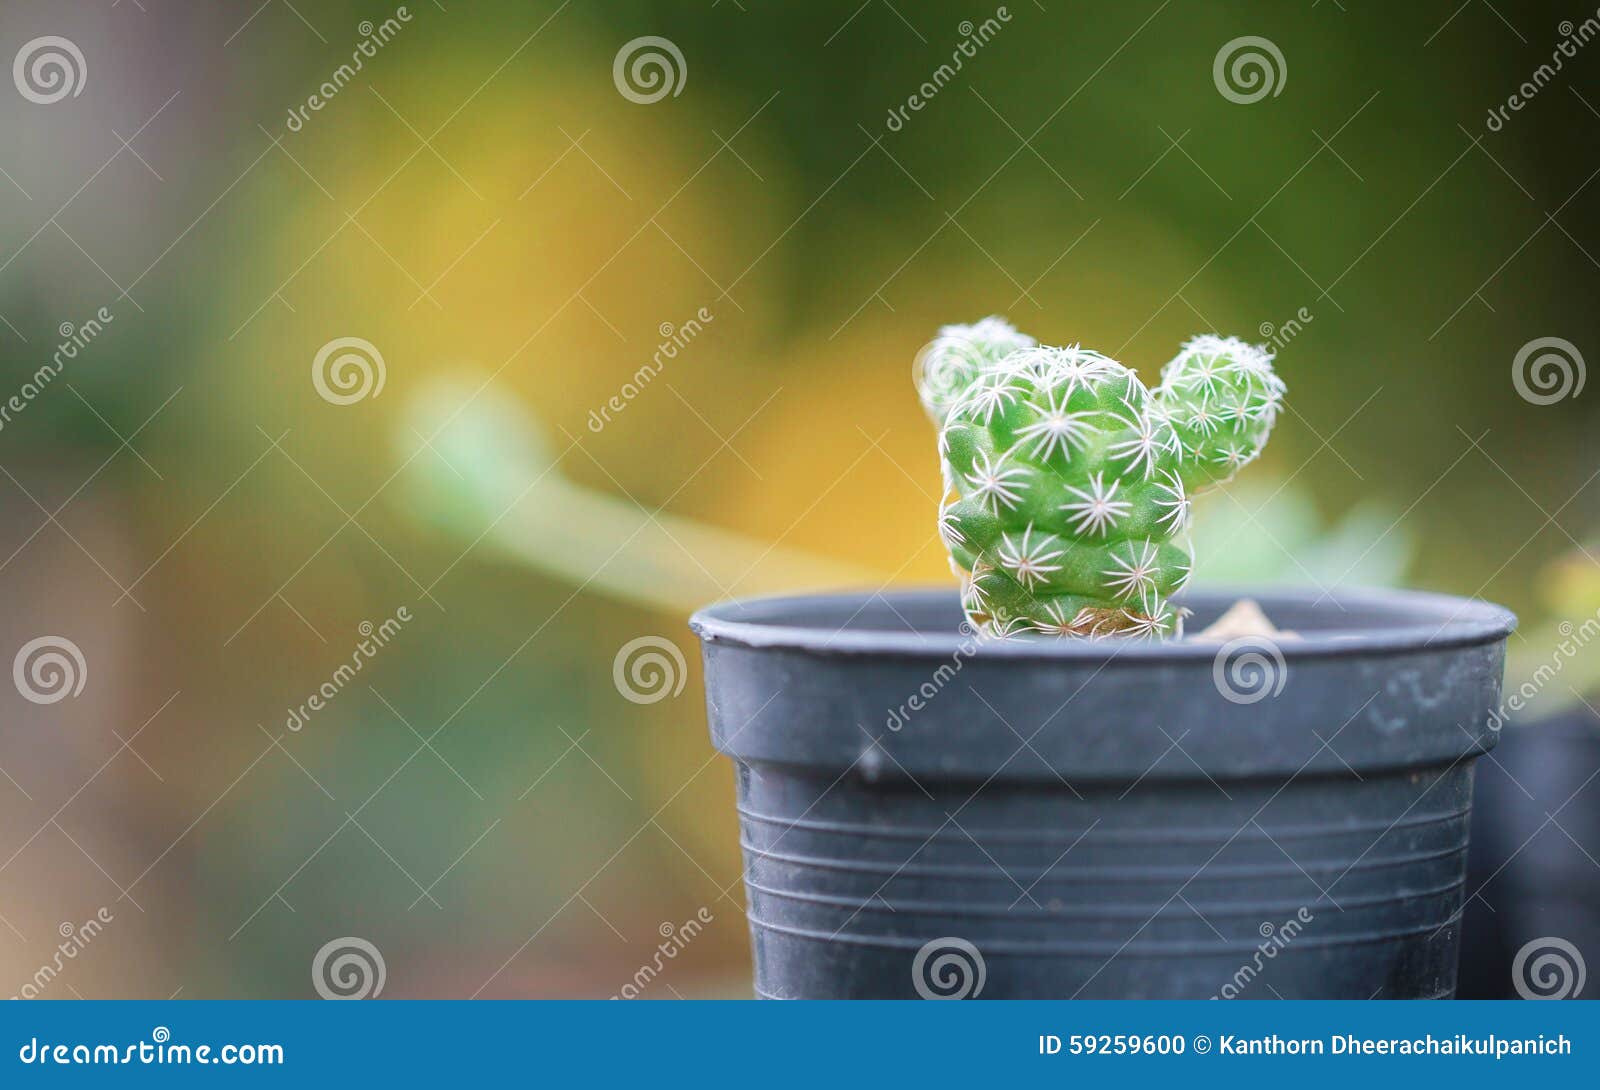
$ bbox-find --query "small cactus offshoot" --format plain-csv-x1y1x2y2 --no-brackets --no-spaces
916,318,1286,639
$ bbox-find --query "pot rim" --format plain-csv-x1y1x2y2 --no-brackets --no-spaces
689,585,1516,661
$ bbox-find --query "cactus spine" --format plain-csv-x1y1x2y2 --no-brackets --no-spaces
918,319,1286,639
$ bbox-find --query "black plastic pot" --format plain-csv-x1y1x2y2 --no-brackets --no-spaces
690,587,1515,999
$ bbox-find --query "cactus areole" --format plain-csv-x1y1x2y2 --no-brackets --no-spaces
915,317,1286,639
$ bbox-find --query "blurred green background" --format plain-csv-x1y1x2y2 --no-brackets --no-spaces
0,0,1596,997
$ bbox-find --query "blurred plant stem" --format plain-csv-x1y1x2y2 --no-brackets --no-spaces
398,378,880,612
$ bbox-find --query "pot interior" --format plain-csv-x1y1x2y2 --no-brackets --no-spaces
692,586,1515,660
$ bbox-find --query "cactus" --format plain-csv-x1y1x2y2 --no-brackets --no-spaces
918,319,1286,639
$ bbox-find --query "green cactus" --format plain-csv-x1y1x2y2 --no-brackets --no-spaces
918,319,1286,639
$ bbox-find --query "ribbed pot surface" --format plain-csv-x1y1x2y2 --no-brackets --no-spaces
692,587,1514,999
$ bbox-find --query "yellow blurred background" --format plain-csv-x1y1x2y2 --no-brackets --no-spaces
0,0,1596,997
